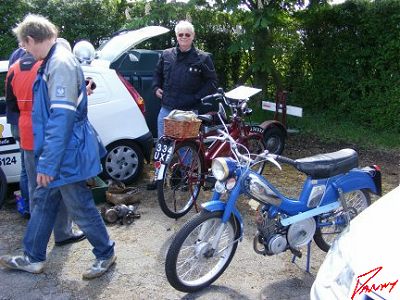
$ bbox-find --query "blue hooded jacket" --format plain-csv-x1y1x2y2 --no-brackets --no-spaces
32,43,106,188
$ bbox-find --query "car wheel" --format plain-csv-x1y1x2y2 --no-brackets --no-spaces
0,167,7,209
101,140,144,185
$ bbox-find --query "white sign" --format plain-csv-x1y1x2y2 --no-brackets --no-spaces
262,101,303,117
225,86,262,100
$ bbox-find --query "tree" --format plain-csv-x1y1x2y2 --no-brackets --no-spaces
25,0,128,47
0,0,28,59
209,0,307,100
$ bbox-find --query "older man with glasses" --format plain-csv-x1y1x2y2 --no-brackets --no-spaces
148,20,218,190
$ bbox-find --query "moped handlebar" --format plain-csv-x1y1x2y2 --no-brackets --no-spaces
200,93,224,106
272,155,297,167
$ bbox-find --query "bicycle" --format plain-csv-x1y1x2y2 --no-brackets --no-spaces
153,87,267,219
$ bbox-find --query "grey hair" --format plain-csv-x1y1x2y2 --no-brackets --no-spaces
174,20,195,35
13,14,58,43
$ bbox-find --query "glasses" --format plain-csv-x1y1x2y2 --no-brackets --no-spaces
178,33,191,38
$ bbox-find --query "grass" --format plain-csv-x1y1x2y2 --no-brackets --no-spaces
251,109,400,151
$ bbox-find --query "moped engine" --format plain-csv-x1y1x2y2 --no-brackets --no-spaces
254,207,287,256
253,206,317,255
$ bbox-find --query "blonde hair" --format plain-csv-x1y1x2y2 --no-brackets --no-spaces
175,21,195,35
13,14,58,43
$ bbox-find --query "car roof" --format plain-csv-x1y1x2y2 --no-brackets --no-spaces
96,26,169,63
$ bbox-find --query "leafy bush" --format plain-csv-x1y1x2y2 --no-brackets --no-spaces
288,0,400,133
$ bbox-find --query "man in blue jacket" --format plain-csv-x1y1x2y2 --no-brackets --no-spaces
0,14,116,280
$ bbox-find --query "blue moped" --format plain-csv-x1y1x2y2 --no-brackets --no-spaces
165,105,382,293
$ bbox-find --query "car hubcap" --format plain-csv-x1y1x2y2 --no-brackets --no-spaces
106,146,138,181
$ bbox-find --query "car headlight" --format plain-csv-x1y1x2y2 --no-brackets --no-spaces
211,157,236,181
311,227,354,299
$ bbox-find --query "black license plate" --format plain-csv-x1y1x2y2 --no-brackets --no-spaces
153,137,176,164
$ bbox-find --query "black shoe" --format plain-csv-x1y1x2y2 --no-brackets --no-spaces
146,181,157,190
55,233,86,246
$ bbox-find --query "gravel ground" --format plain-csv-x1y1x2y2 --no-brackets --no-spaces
0,134,398,300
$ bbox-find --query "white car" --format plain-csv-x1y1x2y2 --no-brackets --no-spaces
0,26,169,198
310,185,400,300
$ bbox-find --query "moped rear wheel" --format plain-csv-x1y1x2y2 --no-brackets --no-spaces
157,141,203,219
314,189,371,252
165,211,240,293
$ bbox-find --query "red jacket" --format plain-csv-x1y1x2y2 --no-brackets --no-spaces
6,54,41,150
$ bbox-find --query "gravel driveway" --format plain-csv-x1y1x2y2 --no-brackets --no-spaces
0,134,398,299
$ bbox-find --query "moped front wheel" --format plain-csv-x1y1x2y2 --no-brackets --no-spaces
165,211,240,293
314,189,371,252
157,141,203,219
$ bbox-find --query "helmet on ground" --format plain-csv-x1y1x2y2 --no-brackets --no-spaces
73,40,95,65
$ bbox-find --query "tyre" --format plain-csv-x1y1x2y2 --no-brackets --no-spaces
101,140,144,185
263,126,285,155
165,211,240,293
157,141,203,219
0,167,6,209
314,189,371,252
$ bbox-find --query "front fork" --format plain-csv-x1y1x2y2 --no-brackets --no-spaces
198,220,227,253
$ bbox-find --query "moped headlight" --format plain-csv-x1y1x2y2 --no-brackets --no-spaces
212,157,236,181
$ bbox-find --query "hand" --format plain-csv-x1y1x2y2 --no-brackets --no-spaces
37,173,54,187
155,88,163,99
85,78,96,96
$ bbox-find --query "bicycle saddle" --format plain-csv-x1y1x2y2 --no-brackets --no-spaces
295,148,358,179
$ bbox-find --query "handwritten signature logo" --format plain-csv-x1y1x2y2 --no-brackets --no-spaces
351,266,398,300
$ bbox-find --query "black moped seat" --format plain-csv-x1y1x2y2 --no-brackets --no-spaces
295,148,358,179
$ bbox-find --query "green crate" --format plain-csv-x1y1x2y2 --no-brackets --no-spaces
90,177,107,204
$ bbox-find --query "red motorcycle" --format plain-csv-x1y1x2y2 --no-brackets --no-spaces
153,87,269,218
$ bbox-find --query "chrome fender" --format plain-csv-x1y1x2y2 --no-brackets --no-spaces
201,200,244,240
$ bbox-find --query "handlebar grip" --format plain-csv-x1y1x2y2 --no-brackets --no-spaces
275,155,296,166
201,93,223,104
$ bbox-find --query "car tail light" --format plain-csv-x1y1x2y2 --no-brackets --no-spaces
117,73,146,115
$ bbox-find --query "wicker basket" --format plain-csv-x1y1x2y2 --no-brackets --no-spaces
164,117,201,138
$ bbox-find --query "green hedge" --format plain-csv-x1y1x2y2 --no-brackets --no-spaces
288,0,400,133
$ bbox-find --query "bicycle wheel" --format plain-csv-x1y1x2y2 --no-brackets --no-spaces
314,189,371,252
157,141,203,219
165,210,240,293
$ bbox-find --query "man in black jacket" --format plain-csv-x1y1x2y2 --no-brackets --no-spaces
152,20,218,138
147,20,218,190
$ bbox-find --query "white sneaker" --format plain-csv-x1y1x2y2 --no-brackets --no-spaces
0,254,44,274
82,255,116,280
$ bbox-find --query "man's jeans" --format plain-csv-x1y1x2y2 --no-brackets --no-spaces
24,150,74,242
23,180,115,262
10,125,29,204
157,106,172,138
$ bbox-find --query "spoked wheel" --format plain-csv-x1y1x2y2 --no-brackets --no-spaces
244,135,266,174
157,141,203,219
165,211,240,293
314,189,371,252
